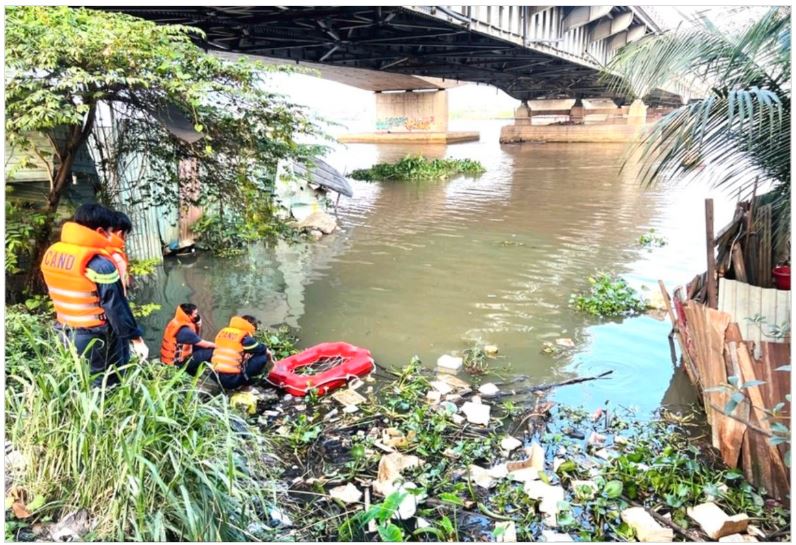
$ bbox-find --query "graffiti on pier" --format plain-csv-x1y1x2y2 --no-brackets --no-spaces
375,116,435,131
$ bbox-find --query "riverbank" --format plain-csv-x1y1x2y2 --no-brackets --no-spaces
4,307,789,542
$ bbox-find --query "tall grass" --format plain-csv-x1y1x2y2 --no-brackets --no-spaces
5,308,276,541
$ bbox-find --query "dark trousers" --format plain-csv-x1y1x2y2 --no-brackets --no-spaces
178,347,213,376
215,354,270,391
58,325,129,388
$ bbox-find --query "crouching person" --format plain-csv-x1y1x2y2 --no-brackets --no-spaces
210,315,272,391
160,304,215,375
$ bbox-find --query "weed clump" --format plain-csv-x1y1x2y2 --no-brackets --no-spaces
570,272,647,317
350,155,485,182
639,228,667,248
4,307,277,541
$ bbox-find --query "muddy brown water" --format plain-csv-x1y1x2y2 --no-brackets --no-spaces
138,121,734,415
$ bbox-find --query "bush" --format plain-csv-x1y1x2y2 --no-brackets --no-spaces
192,211,261,256
570,272,647,317
4,308,277,541
349,155,485,182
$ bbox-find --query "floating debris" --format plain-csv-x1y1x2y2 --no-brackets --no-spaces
500,435,522,452
495,520,517,542
555,338,575,348
469,464,497,489
331,388,366,407
429,380,454,395
437,354,463,372
478,382,500,397
621,507,674,542
484,344,499,356
461,400,491,425
374,452,423,496
524,480,565,526
541,530,574,542
329,483,362,504
687,502,750,540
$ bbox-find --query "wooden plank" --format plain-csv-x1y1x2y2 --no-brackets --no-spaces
705,199,718,308
659,280,696,379
715,336,748,468
736,342,790,500
757,205,772,288
730,243,747,283
683,302,732,433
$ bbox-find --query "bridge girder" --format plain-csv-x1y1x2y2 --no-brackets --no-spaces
105,5,685,106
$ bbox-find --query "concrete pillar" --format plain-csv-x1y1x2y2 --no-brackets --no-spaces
569,97,586,124
374,89,448,132
514,101,531,126
627,98,648,126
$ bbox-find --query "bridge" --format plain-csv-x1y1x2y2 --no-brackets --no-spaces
113,6,690,142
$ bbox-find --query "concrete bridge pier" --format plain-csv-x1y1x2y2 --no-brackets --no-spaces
501,97,652,144
338,89,479,144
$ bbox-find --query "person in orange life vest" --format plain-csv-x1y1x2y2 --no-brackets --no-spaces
160,303,216,376
108,211,132,293
210,315,273,391
40,203,148,388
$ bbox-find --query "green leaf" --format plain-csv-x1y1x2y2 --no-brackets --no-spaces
775,365,791,372
26,496,45,512
771,422,789,434
604,480,623,499
727,375,740,387
740,380,766,389
377,523,404,542
438,492,464,506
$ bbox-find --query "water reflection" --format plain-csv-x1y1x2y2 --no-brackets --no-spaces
139,121,731,414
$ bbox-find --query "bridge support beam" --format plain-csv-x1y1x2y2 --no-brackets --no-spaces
374,89,448,132
500,98,650,143
338,89,479,144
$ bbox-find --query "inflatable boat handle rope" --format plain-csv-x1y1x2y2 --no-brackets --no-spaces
263,370,373,395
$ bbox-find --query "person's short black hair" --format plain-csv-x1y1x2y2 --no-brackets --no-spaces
241,315,259,329
180,303,198,315
112,211,133,234
73,203,116,231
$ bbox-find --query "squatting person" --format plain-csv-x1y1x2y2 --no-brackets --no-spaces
209,315,273,391
160,303,216,375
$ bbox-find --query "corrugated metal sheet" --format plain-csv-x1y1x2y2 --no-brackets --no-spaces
718,278,791,345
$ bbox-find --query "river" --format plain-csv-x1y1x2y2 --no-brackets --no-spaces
138,120,734,415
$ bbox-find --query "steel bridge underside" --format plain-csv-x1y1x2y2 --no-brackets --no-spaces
113,6,682,106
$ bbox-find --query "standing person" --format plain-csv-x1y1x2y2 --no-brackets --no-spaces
40,203,148,387
108,210,133,293
160,303,216,375
210,315,273,391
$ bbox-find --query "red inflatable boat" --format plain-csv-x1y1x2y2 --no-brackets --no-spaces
266,342,374,396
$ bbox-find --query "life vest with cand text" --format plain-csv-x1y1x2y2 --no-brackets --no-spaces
40,222,117,329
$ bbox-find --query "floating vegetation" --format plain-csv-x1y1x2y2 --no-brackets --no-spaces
639,228,667,248
570,272,647,317
349,155,485,182
463,343,490,375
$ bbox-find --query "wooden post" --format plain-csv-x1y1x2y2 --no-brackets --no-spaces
705,199,718,308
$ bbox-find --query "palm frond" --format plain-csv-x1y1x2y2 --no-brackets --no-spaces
605,7,790,98
630,89,790,232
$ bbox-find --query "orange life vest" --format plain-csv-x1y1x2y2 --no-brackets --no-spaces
40,222,115,328
160,306,199,366
211,316,257,375
108,233,130,291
